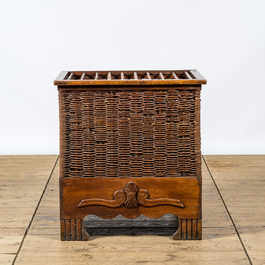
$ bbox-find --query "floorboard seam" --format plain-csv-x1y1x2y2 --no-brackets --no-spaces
12,155,59,265
202,156,253,265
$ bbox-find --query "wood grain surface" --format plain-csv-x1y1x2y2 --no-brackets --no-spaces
54,70,207,86
60,177,201,220
1,155,264,264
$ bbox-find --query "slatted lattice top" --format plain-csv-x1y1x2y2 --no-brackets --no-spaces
54,70,206,86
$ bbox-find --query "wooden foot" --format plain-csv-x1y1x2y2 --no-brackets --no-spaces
60,219,89,241
172,219,202,240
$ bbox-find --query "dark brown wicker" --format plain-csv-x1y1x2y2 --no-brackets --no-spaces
55,70,207,241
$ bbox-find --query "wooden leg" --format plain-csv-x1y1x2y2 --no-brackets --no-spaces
60,219,89,241
172,219,202,240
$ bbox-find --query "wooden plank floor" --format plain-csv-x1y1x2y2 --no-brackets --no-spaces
0,155,264,265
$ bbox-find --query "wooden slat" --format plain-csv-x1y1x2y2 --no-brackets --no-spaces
54,71,69,83
146,72,151,79
71,219,76,240
60,220,65,241
172,72,179,79
197,219,202,239
187,219,192,239
159,72,164,80
65,220,70,241
76,219,82,241
192,219,197,239
68,73,73,80
121,72,124,80
189,69,207,81
107,72,111,80
185,71,193,79
181,219,186,239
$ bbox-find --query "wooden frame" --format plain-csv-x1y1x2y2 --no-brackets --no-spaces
55,70,206,241
54,70,207,86
60,177,201,240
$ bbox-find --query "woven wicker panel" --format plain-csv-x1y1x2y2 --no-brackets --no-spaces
59,89,201,178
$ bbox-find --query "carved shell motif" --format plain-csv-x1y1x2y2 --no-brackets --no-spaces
77,181,184,209
123,182,139,208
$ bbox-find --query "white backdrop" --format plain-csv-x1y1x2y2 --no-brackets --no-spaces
1,0,265,155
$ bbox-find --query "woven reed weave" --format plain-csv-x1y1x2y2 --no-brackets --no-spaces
58,78,202,178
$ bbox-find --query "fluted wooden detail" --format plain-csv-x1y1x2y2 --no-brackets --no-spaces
60,219,89,241
172,219,202,240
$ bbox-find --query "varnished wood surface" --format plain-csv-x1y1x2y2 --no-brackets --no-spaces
1,155,265,264
54,70,207,86
60,177,200,220
56,73,204,240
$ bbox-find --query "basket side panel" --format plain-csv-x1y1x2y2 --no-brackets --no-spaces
59,88,201,178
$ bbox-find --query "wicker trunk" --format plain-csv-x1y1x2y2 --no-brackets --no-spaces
54,70,207,240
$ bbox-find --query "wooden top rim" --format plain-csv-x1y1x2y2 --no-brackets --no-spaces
54,70,207,86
